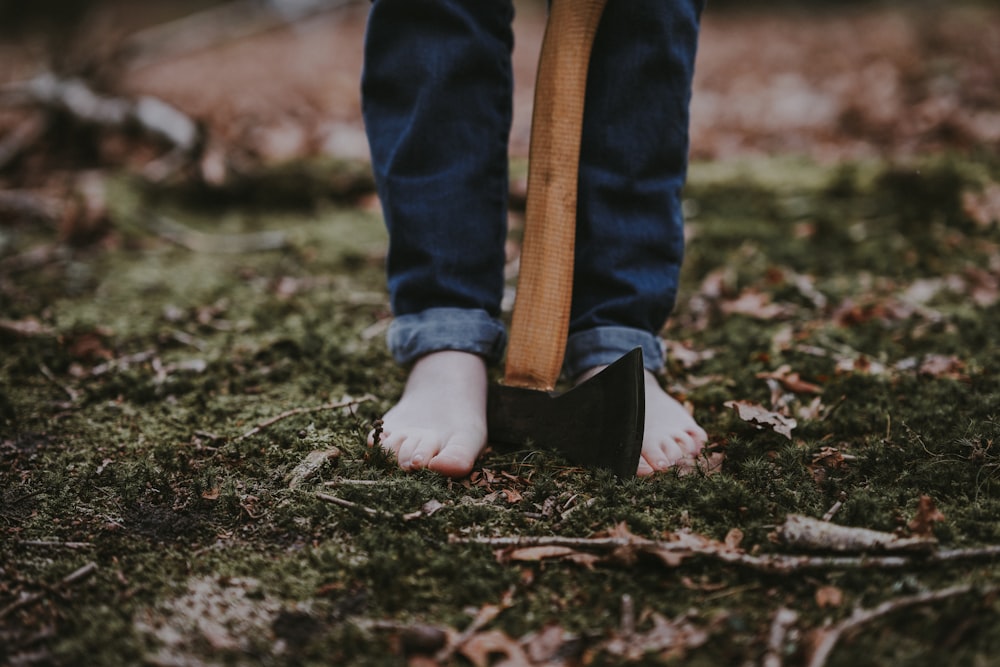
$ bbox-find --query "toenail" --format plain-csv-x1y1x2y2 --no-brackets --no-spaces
657,459,669,469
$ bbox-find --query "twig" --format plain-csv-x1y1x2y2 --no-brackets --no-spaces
39,363,80,402
453,534,1000,574
236,395,372,441
1,73,199,154
807,584,999,667
149,215,289,254
0,562,98,620
774,514,937,554
763,607,799,667
0,115,48,171
119,0,364,72
18,540,93,550
315,492,391,520
236,395,372,442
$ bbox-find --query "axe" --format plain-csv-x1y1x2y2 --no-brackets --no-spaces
486,0,644,478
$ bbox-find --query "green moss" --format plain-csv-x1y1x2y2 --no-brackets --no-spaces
3,154,1000,665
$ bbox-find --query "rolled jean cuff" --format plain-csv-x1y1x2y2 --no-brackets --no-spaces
564,326,664,380
387,307,507,366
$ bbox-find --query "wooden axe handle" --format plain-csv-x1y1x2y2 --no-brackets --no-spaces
504,0,608,391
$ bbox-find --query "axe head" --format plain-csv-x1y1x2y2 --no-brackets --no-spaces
487,348,645,478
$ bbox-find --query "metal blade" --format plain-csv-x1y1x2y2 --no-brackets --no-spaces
487,348,644,478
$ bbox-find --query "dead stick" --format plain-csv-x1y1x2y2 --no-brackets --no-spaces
763,607,800,667
39,363,80,402
315,492,385,518
806,584,998,667
453,535,1000,573
0,562,98,620
149,215,289,254
18,540,93,550
236,396,372,441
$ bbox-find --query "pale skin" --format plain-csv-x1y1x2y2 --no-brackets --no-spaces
369,349,708,478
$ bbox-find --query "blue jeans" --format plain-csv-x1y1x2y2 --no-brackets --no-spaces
362,0,703,379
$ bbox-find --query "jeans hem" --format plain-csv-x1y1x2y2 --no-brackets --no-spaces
387,307,507,366
564,326,664,379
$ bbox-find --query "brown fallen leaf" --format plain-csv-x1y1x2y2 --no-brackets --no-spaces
907,495,945,538
663,339,716,369
521,623,574,664
815,585,844,609
459,630,530,667
725,400,797,439
918,354,968,381
756,364,823,394
961,182,1000,227
720,289,792,320
599,611,709,661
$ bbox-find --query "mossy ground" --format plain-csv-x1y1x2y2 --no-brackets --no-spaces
3,154,1000,666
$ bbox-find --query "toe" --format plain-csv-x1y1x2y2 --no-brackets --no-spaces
396,435,426,470
427,436,480,478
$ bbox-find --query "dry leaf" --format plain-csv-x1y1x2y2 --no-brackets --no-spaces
907,495,945,538
663,340,716,369
600,611,709,661
918,354,968,380
522,623,572,663
502,488,523,504
756,364,823,394
720,289,792,320
506,546,578,562
962,182,1000,227
815,585,844,608
459,630,530,667
724,528,745,550
725,400,797,439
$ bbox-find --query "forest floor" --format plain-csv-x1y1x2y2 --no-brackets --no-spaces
2,1,1000,666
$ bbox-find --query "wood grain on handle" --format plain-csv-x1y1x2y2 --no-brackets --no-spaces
504,0,608,391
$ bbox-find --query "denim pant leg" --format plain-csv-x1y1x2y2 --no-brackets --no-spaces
361,0,514,365
564,0,704,379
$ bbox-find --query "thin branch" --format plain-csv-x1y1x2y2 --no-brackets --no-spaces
453,534,1000,574
18,540,94,550
235,395,372,441
119,0,365,72
763,607,800,667
39,363,81,402
149,215,289,254
807,584,999,667
314,492,385,518
0,562,98,620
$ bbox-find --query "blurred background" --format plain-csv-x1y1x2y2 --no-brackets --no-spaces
0,0,998,215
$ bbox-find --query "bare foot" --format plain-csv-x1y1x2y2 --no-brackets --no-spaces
577,366,708,476
369,350,488,478
637,370,707,475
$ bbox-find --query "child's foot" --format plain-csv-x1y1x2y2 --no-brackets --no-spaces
369,350,488,478
637,370,708,475
577,366,708,476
